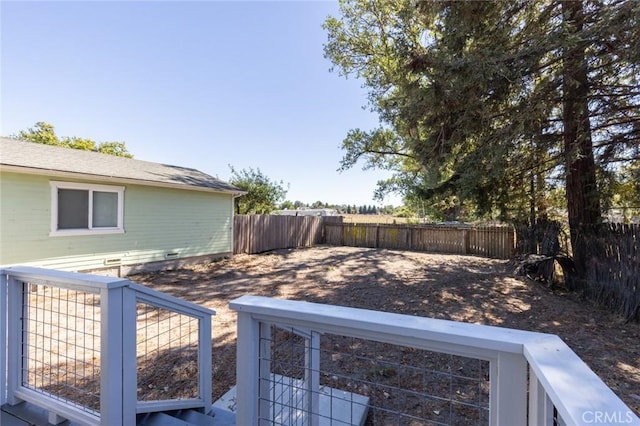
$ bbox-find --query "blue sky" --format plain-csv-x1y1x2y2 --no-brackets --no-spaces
1,0,402,207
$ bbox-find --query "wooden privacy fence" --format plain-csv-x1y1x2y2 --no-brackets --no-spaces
579,223,639,322
325,222,515,259
234,215,324,254
235,215,515,259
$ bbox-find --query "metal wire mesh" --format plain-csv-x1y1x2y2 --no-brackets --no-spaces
20,280,203,413
21,283,101,414
262,324,490,426
136,302,200,401
552,405,568,426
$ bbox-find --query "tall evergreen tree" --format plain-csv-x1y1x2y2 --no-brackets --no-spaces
324,0,639,279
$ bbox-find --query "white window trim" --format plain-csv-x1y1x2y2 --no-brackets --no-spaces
50,181,125,236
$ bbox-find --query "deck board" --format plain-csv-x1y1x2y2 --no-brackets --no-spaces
1,409,30,426
2,401,72,426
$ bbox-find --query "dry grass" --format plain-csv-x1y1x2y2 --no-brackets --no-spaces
130,246,640,418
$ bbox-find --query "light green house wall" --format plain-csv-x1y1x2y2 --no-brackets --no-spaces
0,171,233,273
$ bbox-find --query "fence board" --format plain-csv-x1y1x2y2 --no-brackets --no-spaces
235,216,514,258
323,222,514,259
580,223,639,321
513,221,639,322
234,215,325,254
468,226,516,259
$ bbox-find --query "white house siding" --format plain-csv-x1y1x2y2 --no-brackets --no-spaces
0,172,233,272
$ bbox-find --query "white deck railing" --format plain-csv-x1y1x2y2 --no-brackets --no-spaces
230,295,640,426
0,266,214,426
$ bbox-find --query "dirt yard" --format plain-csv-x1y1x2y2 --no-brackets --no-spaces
130,245,640,417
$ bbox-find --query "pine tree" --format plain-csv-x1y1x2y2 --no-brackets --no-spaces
325,0,639,277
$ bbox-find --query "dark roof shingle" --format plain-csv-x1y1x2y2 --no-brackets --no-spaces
0,137,242,194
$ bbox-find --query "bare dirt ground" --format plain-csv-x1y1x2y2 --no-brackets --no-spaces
130,245,640,417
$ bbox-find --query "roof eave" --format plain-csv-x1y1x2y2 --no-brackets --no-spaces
0,164,245,196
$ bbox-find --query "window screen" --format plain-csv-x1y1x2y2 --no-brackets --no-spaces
58,189,89,229
92,191,118,227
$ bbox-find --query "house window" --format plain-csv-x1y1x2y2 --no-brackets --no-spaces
50,181,124,236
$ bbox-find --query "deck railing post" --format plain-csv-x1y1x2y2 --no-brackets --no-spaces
258,322,272,426
6,276,24,406
235,311,261,426
491,351,528,425
100,284,125,426
121,287,138,425
199,313,213,412
0,271,7,406
528,365,555,426
305,331,320,426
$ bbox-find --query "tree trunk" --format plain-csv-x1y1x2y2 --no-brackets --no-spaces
562,0,601,288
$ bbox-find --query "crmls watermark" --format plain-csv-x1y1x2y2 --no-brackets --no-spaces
582,410,635,424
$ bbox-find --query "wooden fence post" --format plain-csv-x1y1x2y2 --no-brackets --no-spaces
462,229,470,255
235,216,518,259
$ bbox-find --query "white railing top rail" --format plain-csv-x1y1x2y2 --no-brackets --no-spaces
524,336,638,425
129,282,215,317
230,295,640,426
1,266,215,317
230,295,538,357
2,265,130,292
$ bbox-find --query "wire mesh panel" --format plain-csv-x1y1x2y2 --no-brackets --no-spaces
21,282,102,414
553,405,568,426
262,324,490,426
136,301,201,401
